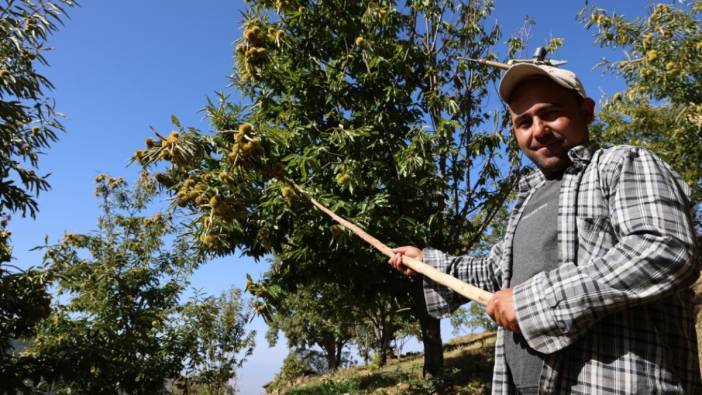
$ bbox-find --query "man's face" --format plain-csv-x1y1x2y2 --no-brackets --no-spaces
508,78,595,178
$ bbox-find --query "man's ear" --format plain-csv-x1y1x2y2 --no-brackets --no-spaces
581,98,596,124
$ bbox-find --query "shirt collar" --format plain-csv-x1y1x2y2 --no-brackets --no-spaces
567,142,596,167
518,169,545,193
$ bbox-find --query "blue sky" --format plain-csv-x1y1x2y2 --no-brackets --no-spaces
8,1,650,393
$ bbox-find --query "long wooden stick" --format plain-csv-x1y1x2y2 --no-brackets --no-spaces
291,183,494,306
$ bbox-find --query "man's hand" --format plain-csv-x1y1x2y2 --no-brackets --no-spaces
486,288,521,333
389,246,421,277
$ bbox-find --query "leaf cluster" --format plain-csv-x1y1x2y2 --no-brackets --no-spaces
0,1,75,390
0,0,75,218
10,176,206,394
1,175,257,394
136,0,528,377
583,1,702,224
171,288,256,395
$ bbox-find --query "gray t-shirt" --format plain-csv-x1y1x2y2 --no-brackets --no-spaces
505,176,563,393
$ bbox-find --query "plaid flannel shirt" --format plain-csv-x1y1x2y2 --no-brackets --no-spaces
423,144,701,394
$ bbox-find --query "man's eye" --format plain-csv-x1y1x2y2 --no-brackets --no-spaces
542,110,559,121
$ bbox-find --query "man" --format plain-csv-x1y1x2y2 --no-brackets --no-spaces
390,63,700,393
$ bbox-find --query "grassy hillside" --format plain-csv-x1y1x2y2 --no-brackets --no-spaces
265,332,496,395
266,292,702,395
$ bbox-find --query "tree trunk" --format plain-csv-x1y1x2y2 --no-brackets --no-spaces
413,280,443,378
321,338,339,371
335,341,344,369
371,323,388,366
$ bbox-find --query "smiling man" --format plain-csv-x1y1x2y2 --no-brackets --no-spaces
390,64,700,394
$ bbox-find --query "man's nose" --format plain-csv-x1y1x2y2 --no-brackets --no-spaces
531,117,549,138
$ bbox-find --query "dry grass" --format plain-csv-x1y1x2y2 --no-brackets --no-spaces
268,332,496,395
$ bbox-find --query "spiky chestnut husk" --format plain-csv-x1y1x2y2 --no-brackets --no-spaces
282,185,297,207
246,47,267,62
244,26,265,46
218,171,234,184
241,138,261,156
335,173,350,186
236,43,247,55
177,193,190,207
200,233,217,247
646,50,658,62
239,123,253,134
155,173,176,188
195,194,210,206
193,182,207,192
165,132,180,143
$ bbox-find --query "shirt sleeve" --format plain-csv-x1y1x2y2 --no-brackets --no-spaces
422,242,504,319
513,147,698,354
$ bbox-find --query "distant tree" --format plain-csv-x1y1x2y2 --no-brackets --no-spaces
137,0,526,377
268,350,309,390
389,317,422,359
0,0,75,387
351,291,411,367
21,174,201,394
250,255,418,370
174,288,256,395
249,263,356,372
450,303,496,336
582,0,702,225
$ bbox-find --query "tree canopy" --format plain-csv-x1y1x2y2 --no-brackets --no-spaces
584,0,702,225
0,0,75,387
137,0,526,376
13,175,255,394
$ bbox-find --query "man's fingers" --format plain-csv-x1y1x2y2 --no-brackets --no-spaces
394,252,403,268
389,252,402,270
388,251,418,276
485,291,520,332
392,246,422,261
485,303,495,322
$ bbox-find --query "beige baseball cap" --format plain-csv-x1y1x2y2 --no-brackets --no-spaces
499,63,587,103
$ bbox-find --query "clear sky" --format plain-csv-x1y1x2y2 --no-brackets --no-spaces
8,1,650,393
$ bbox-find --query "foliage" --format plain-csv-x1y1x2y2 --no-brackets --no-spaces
174,287,256,395
352,291,416,368
0,264,52,390
0,0,75,389
268,350,310,390
16,175,200,394
0,0,75,217
138,0,525,375
450,303,496,336
582,0,702,225
249,262,356,372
